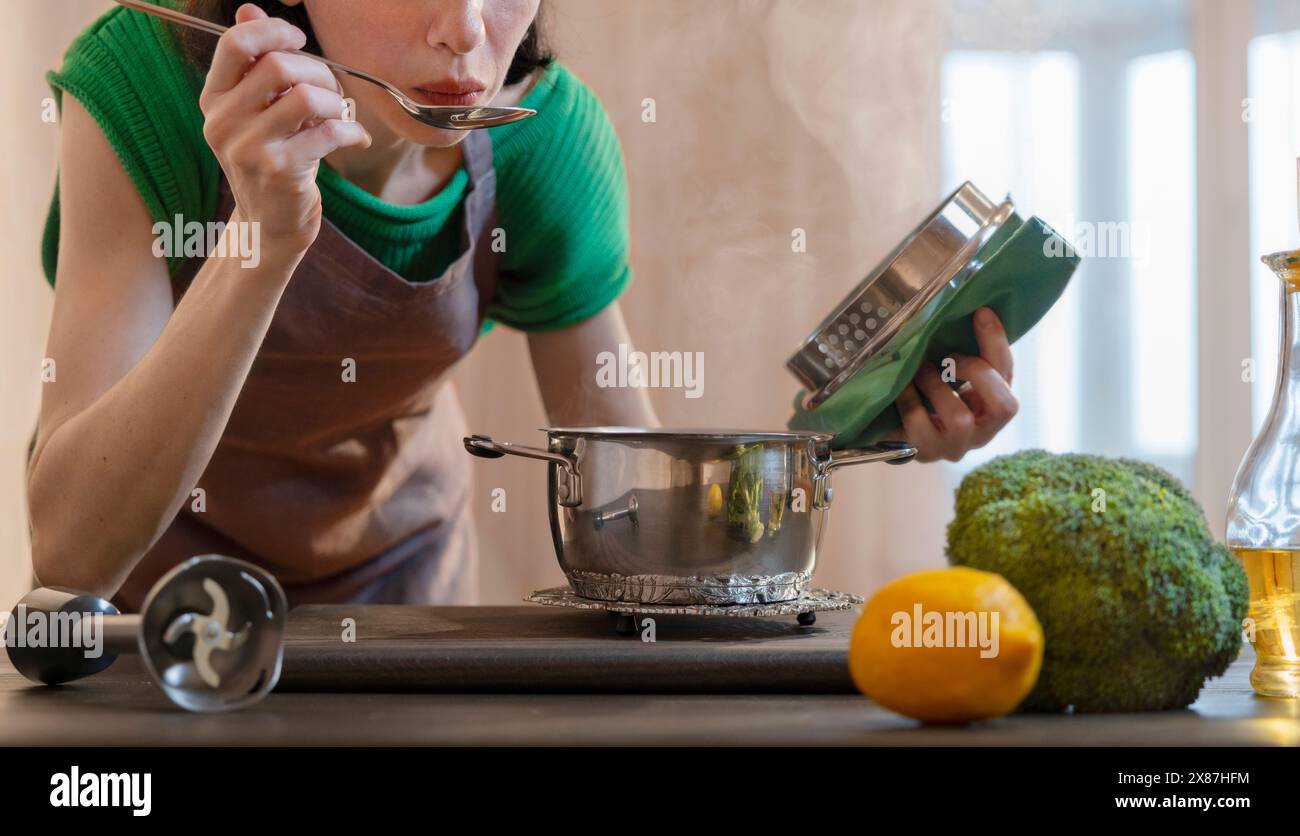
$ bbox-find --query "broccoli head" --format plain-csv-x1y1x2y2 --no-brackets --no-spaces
946,449,1248,712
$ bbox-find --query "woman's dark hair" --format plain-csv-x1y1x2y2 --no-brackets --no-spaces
178,1,553,86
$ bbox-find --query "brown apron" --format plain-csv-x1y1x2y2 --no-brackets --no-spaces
112,129,500,612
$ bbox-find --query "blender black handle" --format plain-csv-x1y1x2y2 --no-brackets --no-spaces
4,587,127,684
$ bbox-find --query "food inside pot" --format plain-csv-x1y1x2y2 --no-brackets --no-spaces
726,444,766,543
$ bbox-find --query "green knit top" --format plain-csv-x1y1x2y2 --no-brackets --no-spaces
41,2,632,335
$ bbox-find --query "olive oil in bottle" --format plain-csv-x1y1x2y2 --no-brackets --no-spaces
1230,548,1300,697
1226,248,1300,698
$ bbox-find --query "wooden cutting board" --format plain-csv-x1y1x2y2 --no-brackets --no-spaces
278,604,859,693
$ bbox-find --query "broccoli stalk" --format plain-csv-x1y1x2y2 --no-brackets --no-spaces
726,444,766,544
946,449,1248,713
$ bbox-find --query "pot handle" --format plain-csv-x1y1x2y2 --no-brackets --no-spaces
463,434,583,506
811,440,916,510
821,440,917,473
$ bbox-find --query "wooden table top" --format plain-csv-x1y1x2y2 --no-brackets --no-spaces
2,607,1296,746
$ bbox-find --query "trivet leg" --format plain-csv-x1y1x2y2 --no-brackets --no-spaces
612,612,638,635
797,611,817,626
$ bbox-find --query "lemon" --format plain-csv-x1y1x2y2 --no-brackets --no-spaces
848,567,1043,724
706,483,723,516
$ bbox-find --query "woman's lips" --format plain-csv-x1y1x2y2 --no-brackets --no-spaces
410,83,486,107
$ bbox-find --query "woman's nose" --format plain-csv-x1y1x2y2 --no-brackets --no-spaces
427,0,488,55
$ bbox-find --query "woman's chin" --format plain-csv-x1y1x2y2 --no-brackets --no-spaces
401,125,471,148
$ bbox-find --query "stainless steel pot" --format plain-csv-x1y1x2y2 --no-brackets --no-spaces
464,428,915,605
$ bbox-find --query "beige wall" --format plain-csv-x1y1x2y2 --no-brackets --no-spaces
1,0,947,610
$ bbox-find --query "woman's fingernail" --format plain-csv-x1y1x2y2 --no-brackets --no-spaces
976,307,995,328
981,309,1006,333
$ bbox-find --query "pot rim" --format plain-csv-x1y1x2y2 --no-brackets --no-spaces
541,426,835,444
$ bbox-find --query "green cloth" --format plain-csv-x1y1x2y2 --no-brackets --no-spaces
788,214,1081,448
41,0,632,336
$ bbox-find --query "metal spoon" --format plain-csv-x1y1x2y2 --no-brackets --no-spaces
115,0,535,130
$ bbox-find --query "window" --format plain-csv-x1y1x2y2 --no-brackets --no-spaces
1248,27,1300,430
941,51,1081,466
941,2,1198,485
1127,50,1197,456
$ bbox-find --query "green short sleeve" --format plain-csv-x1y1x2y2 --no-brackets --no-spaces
41,0,216,286
484,64,633,332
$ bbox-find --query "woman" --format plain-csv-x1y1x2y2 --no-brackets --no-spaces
29,0,1019,608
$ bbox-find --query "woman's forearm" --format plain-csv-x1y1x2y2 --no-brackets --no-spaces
545,378,661,427
27,228,305,596
527,302,662,428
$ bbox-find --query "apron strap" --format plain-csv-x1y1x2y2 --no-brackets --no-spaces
461,129,495,187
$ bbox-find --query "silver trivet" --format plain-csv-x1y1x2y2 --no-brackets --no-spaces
564,569,811,606
525,586,862,618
